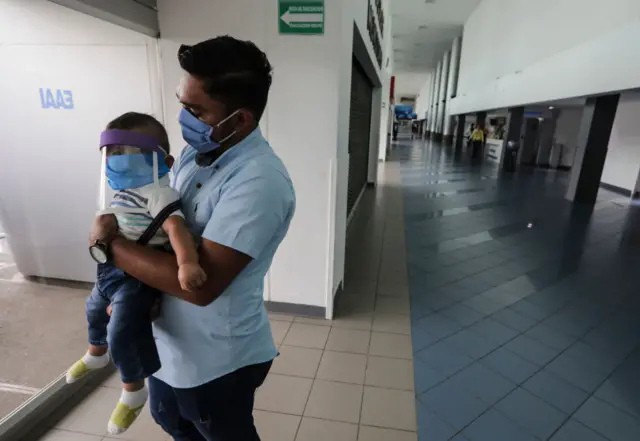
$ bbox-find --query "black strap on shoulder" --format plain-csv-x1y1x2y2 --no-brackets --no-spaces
136,200,182,246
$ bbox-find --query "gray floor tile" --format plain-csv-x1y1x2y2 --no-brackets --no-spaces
550,420,610,441
503,334,561,366
419,379,490,430
524,323,577,351
466,318,519,345
439,303,485,327
462,409,538,441
412,313,463,340
563,340,625,376
447,362,516,405
509,300,551,321
491,308,538,332
415,401,458,441
478,349,537,387
463,295,505,315
411,321,442,353
416,341,474,377
413,358,450,394
495,388,567,440
574,397,640,441
546,353,610,393
594,378,640,420
522,369,589,414
442,328,501,360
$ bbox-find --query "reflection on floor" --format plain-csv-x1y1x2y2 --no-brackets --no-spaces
33,140,640,441
400,141,640,441
37,160,417,440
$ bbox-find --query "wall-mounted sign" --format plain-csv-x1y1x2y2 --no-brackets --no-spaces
375,0,384,37
279,0,324,35
39,88,74,110
367,2,382,67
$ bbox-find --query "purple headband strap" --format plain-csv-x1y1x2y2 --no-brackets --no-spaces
99,129,165,154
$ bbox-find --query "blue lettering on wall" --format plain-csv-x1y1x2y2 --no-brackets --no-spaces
39,88,74,110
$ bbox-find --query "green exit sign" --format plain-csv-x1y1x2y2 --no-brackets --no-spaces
279,0,325,35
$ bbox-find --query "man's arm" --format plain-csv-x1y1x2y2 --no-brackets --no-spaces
110,235,251,306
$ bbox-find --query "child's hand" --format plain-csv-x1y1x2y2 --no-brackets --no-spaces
178,262,207,292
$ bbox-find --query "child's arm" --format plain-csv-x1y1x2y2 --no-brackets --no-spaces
163,216,207,291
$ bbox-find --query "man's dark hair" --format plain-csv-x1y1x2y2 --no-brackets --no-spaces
106,112,170,153
178,36,273,121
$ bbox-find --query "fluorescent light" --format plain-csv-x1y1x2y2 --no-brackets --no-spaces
548,106,555,110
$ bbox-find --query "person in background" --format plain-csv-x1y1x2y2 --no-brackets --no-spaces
467,123,475,148
471,124,485,159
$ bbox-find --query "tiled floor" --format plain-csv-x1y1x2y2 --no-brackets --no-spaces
400,141,640,441
36,139,640,441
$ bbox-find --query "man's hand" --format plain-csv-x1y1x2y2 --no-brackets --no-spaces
178,262,208,292
90,214,119,245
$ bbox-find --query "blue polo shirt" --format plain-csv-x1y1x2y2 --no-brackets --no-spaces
152,128,295,388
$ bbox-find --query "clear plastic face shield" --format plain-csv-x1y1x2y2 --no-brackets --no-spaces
97,129,169,215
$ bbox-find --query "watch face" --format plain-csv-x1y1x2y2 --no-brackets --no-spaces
89,245,108,264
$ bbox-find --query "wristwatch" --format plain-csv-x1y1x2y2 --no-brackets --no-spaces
89,240,110,264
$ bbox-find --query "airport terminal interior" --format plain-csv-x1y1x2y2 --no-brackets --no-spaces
1,1,640,440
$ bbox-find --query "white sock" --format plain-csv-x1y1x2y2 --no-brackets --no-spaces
119,385,148,408
66,352,110,384
83,352,110,369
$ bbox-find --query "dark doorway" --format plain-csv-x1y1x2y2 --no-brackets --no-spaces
346,57,374,217
521,118,541,165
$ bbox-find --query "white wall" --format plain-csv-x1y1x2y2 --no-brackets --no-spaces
554,107,583,168
601,91,640,192
450,0,640,114
394,72,429,99
0,0,161,281
415,72,434,120
158,0,382,313
377,0,394,162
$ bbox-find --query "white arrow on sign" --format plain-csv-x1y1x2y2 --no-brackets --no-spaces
280,9,323,26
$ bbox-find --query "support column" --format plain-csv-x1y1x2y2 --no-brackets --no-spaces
500,107,524,171
436,50,451,142
476,111,487,129
455,114,466,150
566,94,620,204
444,37,462,145
536,108,560,167
430,61,442,137
474,111,487,160
426,72,435,138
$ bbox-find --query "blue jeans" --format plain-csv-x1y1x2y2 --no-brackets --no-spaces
149,361,272,441
86,263,161,383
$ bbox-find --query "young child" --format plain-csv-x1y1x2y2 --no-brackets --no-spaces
65,112,206,435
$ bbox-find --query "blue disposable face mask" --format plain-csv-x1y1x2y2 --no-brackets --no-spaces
106,153,170,191
179,108,240,153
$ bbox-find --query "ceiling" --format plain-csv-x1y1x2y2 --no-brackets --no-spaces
391,0,481,73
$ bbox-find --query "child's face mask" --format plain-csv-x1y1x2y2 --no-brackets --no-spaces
99,130,169,191
105,152,170,191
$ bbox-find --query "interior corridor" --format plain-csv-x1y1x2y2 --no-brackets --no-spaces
35,140,640,441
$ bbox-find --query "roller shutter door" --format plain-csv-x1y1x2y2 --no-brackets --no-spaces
347,58,373,217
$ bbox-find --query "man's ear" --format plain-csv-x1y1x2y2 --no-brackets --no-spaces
165,155,175,169
238,109,255,132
